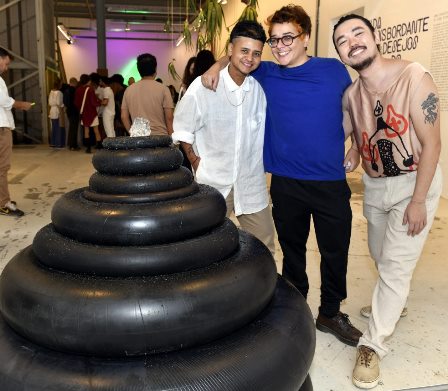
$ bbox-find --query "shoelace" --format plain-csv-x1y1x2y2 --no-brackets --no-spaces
338,312,355,329
358,346,375,367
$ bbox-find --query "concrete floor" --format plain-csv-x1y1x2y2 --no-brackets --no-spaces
1,144,448,391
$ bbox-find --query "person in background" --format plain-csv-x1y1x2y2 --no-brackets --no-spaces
121,53,174,136
333,14,442,389
48,79,65,148
110,74,127,136
90,72,105,141
191,50,215,81
168,85,179,105
64,77,80,150
202,4,362,347
0,47,32,217
127,76,135,86
74,73,102,153
101,76,116,138
178,56,196,101
177,50,216,172
173,20,276,257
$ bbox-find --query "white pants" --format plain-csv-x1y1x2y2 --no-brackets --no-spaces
225,188,276,257
359,165,442,358
103,113,116,138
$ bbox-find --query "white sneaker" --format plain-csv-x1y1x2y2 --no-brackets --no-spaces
353,345,380,389
360,305,408,318
0,201,24,217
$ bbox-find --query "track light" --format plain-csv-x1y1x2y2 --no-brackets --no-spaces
57,23,74,44
175,35,185,47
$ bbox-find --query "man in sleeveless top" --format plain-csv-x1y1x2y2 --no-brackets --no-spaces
172,21,275,257
333,14,442,389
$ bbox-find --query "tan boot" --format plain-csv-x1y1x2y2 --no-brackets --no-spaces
360,305,408,318
352,345,380,389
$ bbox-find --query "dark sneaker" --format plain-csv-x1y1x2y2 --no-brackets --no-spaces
316,311,362,347
353,345,380,389
0,201,24,217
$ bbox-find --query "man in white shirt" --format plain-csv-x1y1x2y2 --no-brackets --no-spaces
0,47,32,217
100,77,116,138
172,20,275,256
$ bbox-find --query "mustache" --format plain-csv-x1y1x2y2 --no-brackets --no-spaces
348,45,367,57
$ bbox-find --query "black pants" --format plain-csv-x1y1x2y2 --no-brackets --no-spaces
270,175,352,317
67,114,79,149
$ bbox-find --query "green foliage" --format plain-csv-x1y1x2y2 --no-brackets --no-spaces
168,59,181,81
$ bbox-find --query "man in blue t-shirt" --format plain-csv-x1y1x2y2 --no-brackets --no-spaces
203,4,362,347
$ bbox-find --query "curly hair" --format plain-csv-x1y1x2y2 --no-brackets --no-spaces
266,4,312,37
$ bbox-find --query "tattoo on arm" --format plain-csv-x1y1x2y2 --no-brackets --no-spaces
421,92,439,125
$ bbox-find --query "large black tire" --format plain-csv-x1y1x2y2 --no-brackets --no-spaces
51,185,226,245
1,232,277,357
0,277,316,391
102,135,172,150
88,167,194,194
32,220,239,276
298,374,313,391
82,182,199,203
92,146,183,175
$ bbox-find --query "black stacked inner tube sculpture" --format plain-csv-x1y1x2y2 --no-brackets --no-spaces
0,136,315,390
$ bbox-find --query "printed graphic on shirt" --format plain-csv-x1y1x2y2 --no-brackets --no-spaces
361,100,415,177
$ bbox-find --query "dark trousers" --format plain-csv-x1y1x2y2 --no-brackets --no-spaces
50,119,65,148
67,114,80,148
270,175,352,317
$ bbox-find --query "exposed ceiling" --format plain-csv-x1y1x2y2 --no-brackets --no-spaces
54,0,202,35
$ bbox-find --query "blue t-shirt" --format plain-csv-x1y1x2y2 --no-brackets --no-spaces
252,57,352,181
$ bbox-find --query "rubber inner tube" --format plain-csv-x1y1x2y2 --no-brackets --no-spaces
51,185,226,245
88,167,193,194
32,219,240,276
1,232,277,357
0,277,315,391
102,135,172,150
92,146,183,175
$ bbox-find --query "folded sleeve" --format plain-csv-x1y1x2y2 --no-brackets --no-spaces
172,93,201,145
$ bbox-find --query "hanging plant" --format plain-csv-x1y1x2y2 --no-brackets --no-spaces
239,0,259,22
168,59,181,81
204,0,225,55
163,18,171,32
182,18,193,49
196,33,208,52
238,5,258,21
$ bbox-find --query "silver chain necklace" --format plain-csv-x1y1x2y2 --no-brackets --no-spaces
223,81,247,107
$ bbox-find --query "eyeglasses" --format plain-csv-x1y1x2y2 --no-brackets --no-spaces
266,33,305,48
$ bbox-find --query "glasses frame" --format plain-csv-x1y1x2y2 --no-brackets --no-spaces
266,32,305,48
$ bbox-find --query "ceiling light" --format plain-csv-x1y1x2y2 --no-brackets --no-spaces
57,23,74,44
175,35,185,47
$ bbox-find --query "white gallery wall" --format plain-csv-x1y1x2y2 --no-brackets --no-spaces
318,0,448,197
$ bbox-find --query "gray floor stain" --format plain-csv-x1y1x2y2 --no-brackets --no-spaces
47,191,65,198
9,165,40,184
25,193,41,200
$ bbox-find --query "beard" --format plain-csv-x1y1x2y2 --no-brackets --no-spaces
350,53,377,71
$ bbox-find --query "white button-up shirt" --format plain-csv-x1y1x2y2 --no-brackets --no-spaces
173,65,268,216
0,76,15,129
